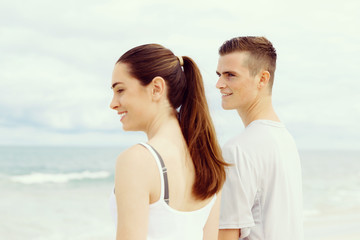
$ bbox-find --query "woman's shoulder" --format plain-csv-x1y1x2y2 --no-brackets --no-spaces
114,144,158,191
116,143,154,169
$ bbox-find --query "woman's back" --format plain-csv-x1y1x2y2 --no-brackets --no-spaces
110,141,218,239
147,129,215,211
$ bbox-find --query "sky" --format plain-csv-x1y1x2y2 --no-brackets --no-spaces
0,0,359,150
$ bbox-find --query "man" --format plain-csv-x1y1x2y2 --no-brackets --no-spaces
216,36,303,240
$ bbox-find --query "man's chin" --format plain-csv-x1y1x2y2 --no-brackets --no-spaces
221,104,235,110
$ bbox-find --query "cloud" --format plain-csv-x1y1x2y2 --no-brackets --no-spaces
0,0,359,149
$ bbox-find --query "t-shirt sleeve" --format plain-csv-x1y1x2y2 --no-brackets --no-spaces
219,145,258,229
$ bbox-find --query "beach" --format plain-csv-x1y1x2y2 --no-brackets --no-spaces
304,209,360,240
0,147,359,239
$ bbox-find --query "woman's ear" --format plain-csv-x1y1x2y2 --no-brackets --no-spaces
151,76,166,101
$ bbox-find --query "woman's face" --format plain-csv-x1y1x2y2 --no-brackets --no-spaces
110,63,153,131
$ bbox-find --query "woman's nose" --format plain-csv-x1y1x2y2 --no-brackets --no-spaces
110,96,118,110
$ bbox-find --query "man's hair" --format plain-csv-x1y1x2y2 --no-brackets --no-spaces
219,36,277,89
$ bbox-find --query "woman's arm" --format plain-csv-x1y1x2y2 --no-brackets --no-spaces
203,191,222,240
114,145,155,240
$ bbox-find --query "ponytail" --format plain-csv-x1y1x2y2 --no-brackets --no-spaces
117,44,228,200
179,56,228,200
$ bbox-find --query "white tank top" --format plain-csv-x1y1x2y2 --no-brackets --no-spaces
110,142,216,240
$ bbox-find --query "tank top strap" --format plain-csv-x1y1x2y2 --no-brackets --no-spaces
139,142,169,205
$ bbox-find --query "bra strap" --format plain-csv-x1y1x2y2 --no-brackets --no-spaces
139,143,169,205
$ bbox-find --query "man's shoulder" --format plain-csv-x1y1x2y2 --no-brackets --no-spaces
223,121,272,149
222,120,287,160
222,130,259,163
223,131,249,151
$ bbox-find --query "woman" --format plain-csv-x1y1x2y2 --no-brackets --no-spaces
109,44,228,240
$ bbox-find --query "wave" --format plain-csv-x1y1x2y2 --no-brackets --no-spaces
10,171,111,184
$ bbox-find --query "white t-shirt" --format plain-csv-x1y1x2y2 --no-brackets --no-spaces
219,120,303,240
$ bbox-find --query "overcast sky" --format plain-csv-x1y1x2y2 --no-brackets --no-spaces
1,0,359,150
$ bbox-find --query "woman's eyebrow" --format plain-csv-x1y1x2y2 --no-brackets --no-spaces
111,82,123,89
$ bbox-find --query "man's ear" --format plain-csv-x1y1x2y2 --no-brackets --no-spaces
258,70,270,89
150,76,166,101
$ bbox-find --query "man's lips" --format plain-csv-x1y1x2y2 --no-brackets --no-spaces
221,92,232,97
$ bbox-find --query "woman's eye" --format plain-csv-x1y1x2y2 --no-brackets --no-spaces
117,89,124,93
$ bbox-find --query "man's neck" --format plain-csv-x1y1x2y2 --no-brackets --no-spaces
237,96,280,127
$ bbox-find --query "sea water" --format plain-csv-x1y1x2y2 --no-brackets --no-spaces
300,150,360,240
0,146,359,240
0,146,120,240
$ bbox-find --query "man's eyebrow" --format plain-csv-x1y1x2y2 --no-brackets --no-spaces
216,71,237,76
111,82,123,89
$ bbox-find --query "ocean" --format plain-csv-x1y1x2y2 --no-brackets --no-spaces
0,146,359,240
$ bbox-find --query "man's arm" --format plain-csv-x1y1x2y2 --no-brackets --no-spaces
218,146,257,240
218,229,240,240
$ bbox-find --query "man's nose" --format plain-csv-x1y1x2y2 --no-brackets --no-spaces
216,77,225,89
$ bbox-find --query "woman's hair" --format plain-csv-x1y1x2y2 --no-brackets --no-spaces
117,44,227,200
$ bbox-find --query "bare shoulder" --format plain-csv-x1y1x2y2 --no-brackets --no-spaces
116,144,151,164
115,144,156,181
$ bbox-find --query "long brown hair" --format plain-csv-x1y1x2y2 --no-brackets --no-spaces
117,44,227,200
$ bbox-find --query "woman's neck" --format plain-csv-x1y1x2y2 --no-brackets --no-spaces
145,111,182,142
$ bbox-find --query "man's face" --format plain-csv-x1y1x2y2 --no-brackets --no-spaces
216,52,259,112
